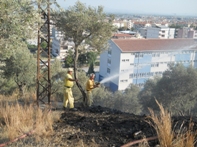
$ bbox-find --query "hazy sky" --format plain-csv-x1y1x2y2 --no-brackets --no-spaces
56,0,197,16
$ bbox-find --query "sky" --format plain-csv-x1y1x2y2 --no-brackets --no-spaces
55,0,197,17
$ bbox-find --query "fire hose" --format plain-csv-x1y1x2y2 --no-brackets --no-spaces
121,136,158,147
0,129,36,147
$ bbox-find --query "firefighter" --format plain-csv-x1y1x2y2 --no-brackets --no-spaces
86,73,100,107
63,68,78,110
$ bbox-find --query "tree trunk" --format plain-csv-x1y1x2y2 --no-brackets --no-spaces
73,45,87,106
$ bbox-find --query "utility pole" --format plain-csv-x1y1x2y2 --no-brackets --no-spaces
36,0,51,106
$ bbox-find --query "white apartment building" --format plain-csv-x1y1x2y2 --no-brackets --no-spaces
99,39,197,92
146,26,175,39
127,20,134,29
112,20,125,29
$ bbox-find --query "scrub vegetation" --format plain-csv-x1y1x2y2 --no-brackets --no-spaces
1,0,197,146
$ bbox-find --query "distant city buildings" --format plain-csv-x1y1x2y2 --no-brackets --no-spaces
51,27,74,59
175,27,197,39
49,14,197,61
99,39,197,92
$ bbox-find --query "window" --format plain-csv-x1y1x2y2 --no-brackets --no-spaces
107,68,110,74
107,59,111,64
152,53,160,57
122,59,129,62
151,63,159,67
140,54,143,57
129,74,133,78
135,54,143,58
108,50,112,55
120,80,128,82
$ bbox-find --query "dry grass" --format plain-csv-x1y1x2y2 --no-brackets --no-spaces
147,100,196,147
0,93,59,142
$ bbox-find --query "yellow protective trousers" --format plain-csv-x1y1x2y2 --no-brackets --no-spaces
86,91,93,107
63,87,74,108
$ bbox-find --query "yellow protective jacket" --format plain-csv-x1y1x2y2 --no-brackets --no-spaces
86,79,95,91
64,73,74,88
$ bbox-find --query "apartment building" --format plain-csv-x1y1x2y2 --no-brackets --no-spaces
188,30,197,39
175,27,190,38
147,26,175,39
112,20,125,29
99,39,197,92
51,27,74,59
138,26,175,39
175,27,197,39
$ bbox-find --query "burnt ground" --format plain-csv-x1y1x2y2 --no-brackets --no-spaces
51,105,197,147
5,104,197,147
53,106,156,147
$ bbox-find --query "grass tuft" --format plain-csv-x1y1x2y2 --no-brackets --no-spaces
0,94,55,141
147,100,196,147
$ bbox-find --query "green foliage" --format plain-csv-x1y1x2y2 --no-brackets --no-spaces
53,1,114,51
95,61,100,66
0,77,16,95
0,0,39,59
118,27,129,31
50,59,66,101
114,85,141,114
53,1,115,72
93,85,113,104
78,51,99,67
86,52,98,65
139,78,160,114
93,84,142,114
78,53,87,66
1,46,36,94
72,70,89,100
140,64,197,115
53,2,114,100
41,42,47,49
87,62,95,75
64,50,74,68
169,23,186,29
27,44,37,49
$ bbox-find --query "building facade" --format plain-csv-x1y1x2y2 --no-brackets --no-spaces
99,39,197,92
146,26,175,39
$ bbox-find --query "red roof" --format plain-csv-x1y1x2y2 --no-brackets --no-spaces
112,39,197,52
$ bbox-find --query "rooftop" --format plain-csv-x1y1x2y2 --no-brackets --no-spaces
112,39,197,52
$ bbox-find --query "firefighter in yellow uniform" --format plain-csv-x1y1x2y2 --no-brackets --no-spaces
63,68,78,110
86,73,99,107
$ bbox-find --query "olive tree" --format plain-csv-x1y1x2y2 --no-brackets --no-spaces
1,46,37,96
53,1,115,103
0,0,60,96
140,64,197,115
0,0,39,95
0,0,39,59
